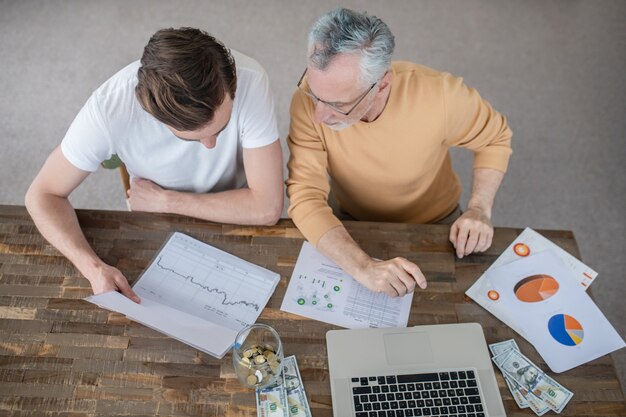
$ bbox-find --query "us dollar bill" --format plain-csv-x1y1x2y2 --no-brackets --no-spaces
498,348,572,413
504,377,529,409
492,349,542,397
523,389,551,416
489,339,519,357
282,355,312,417
530,366,574,412
492,349,550,415
256,372,289,417
489,340,529,408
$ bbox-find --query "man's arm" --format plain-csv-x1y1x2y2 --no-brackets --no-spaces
442,72,512,258
286,88,425,298
25,146,140,301
449,167,504,258
127,140,284,225
317,226,427,297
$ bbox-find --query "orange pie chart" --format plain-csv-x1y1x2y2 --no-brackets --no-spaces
514,274,559,302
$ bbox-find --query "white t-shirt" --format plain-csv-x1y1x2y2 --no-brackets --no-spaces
61,51,279,193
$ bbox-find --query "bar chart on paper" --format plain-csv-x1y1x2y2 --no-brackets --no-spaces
134,232,280,331
281,242,413,329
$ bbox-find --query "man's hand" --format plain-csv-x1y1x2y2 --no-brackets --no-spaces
124,141,283,225
316,225,428,298
127,178,169,213
354,257,427,297
449,207,493,258
449,167,504,258
87,263,140,303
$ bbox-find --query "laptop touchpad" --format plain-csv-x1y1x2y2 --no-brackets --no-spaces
384,331,434,365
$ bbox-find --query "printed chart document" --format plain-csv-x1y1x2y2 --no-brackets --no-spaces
487,251,624,372
466,227,598,338
280,242,413,329
85,232,280,358
466,228,624,372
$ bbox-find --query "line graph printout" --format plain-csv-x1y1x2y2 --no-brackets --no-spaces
134,232,278,331
280,242,413,329
85,232,280,358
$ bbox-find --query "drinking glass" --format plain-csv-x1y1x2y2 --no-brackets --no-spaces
232,323,284,389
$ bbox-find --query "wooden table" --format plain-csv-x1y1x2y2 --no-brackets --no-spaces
0,205,623,416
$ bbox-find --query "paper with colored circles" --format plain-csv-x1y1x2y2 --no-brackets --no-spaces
466,229,623,372
466,227,597,338
280,242,413,329
487,250,624,372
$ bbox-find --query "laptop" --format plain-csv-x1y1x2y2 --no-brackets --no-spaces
326,323,506,417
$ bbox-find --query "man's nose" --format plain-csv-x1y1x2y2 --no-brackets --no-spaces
200,136,217,149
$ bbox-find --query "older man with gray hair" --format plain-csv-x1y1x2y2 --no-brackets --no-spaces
286,8,512,297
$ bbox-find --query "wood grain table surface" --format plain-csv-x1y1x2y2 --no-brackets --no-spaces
0,204,623,417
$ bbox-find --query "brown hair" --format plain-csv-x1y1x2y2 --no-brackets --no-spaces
135,27,237,131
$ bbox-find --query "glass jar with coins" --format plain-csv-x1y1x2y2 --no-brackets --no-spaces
232,323,284,389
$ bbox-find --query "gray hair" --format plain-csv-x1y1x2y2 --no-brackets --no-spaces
308,8,395,86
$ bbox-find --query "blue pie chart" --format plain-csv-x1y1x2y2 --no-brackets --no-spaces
548,314,584,346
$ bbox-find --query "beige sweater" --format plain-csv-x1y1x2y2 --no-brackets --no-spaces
287,62,512,245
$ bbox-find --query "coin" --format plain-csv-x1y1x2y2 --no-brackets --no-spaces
254,355,266,365
246,374,257,385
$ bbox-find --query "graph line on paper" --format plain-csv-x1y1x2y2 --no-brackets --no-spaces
155,256,261,311
133,232,279,331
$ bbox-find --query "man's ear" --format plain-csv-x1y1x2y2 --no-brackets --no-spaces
377,71,392,92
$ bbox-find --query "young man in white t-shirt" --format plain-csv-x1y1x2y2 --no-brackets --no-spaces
25,28,283,303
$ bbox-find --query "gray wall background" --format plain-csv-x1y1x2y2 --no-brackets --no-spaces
1,0,624,394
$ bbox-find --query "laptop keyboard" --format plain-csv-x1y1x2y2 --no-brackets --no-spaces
350,369,486,417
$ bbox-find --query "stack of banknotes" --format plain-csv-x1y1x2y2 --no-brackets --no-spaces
256,355,312,417
489,339,573,415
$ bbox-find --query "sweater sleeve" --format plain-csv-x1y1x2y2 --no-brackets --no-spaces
286,89,343,245
442,73,513,172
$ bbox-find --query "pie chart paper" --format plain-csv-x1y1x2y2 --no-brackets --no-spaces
465,228,598,341
488,251,625,372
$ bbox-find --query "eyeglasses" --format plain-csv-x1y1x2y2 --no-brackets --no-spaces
296,68,379,116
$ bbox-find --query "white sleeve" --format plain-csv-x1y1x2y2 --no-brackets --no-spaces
237,68,280,149
60,92,114,172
